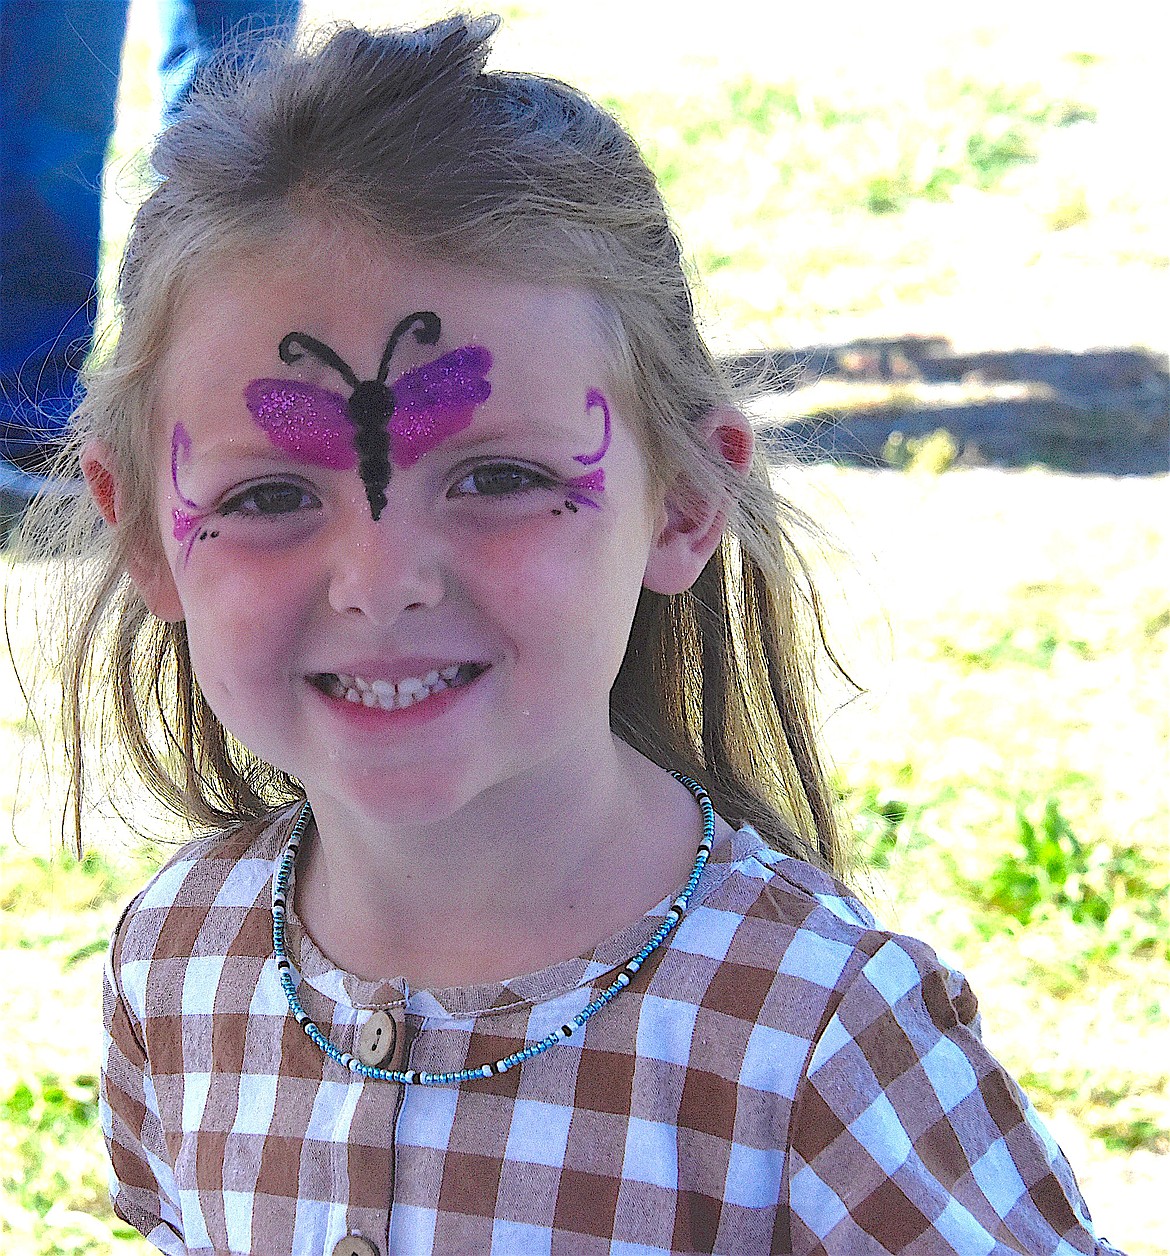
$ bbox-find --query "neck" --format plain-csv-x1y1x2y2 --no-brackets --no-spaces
293,741,713,987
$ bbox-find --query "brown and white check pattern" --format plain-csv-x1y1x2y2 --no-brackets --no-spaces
102,809,1124,1255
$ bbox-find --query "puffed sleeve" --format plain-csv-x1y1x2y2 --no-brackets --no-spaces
100,910,187,1255
785,935,1126,1255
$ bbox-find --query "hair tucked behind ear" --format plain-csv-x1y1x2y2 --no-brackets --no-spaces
22,13,848,870
611,480,845,869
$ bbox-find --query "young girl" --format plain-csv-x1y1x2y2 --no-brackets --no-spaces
42,14,1122,1255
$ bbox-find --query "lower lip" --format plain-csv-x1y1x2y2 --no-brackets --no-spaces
310,670,486,728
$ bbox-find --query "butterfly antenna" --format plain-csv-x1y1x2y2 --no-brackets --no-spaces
278,333,360,389
377,311,441,383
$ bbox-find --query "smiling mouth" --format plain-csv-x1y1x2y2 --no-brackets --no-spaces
311,663,488,711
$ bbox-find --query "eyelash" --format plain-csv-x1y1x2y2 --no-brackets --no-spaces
449,462,557,499
218,480,321,518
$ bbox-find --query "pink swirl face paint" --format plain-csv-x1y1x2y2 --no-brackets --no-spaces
170,422,218,561
561,388,612,508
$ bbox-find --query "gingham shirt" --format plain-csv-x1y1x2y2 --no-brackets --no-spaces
102,809,1122,1255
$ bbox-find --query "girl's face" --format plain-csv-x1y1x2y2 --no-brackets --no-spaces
133,222,686,825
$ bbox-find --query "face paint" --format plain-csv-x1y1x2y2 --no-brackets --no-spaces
170,422,216,561
560,388,612,509
572,390,612,466
243,380,358,470
244,311,492,521
388,344,493,468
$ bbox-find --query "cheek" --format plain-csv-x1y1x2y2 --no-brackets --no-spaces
466,522,643,669
173,543,317,663
467,528,572,618
467,518,618,604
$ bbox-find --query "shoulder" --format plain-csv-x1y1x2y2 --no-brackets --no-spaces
777,913,1115,1253
105,808,295,1022
641,831,900,1088
679,827,886,986
703,827,878,928
661,829,980,1089
720,830,981,1043
694,839,1112,1252
115,808,289,933
693,830,970,993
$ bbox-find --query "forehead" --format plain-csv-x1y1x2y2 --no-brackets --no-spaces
156,223,618,420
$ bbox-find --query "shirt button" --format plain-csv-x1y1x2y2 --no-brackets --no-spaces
332,1238,378,1256
356,1008,405,1069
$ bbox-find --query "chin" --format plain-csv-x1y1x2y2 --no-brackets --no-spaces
311,761,485,827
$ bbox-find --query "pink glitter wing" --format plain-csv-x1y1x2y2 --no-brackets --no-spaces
388,346,493,468
244,379,358,470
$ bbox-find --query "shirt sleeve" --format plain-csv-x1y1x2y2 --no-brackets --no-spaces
100,912,187,1255
785,935,1126,1255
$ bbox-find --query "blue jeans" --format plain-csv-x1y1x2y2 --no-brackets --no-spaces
0,0,298,490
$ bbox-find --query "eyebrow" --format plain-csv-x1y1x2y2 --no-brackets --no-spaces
177,436,322,471
438,419,594,451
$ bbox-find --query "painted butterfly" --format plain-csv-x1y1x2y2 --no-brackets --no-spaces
244,310,493,521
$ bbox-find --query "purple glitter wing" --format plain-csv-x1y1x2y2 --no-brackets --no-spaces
244,379,358,470
388,346,493,468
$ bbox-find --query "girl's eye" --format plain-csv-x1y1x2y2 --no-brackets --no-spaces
450,463,554,498
218,481,320,517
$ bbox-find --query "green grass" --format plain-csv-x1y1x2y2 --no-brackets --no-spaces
613,71,1090,216
784,467,1168,1255
3,1,1166,1252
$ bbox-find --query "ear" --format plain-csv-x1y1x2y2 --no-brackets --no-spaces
80,440,186,623
642,408,754,595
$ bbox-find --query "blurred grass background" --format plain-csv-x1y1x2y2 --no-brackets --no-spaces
2,1,1167,1252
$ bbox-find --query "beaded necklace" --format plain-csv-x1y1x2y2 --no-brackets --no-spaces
271,773,715,1085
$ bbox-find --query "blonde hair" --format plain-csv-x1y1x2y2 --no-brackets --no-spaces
24,15,847,868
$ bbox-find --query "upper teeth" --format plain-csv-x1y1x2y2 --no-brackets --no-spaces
332,665,463,709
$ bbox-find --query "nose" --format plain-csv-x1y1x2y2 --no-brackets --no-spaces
326,501,447,623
